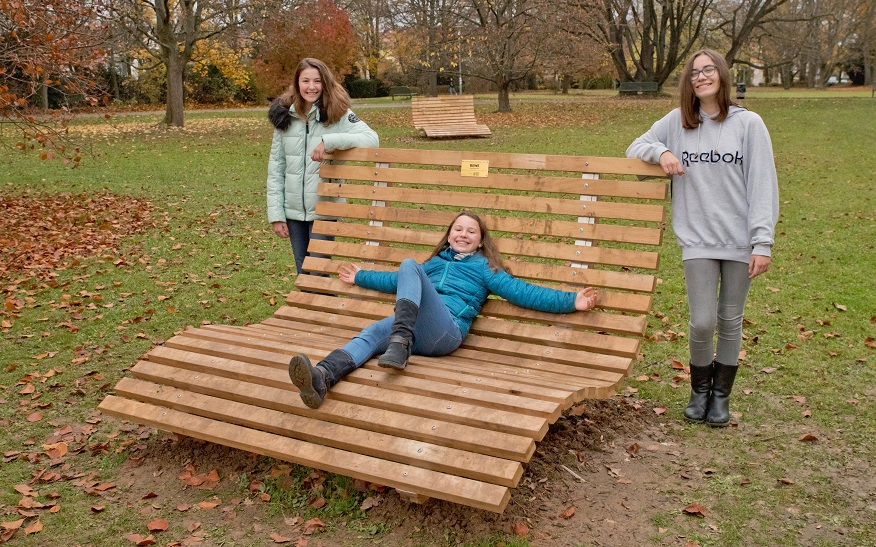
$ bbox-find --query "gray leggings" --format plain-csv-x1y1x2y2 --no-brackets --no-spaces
684,259,752,367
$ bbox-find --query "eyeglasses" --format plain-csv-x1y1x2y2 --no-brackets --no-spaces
690,65,718,80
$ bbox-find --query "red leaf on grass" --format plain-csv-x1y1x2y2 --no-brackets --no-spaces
24,519,42,535
798,434,818,442
683,503,707,517
147,519,168,531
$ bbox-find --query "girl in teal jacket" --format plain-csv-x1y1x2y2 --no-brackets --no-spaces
288,210,599,409
267,58,379,276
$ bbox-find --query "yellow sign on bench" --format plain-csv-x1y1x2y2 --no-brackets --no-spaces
461,159,489,177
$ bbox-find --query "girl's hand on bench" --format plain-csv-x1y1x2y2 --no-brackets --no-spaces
574,287,599,311
338,262,361,284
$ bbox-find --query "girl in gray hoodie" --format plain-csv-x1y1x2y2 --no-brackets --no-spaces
626,49,779,427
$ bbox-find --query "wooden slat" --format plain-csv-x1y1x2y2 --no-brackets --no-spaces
156,338,551,439
199,324,583,406
325,147,668,177
304,253,657,298
276,284,647,338
311,221,660,270
294,272,653,315
163,328,564,419
135,353,536,461
247,319,621,397
113,377,523,486
99,396,511,513
321,164,668,200
315,202,664,246
319,182,666,224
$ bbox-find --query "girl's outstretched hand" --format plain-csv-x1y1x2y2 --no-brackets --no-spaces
338,262,360,284
574,287,598,311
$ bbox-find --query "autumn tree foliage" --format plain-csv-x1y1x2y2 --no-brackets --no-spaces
0,0,108,162
252,0,358,97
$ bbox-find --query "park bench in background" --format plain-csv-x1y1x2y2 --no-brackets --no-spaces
411,95,492,138
99,147,668,513
390,86,418,100
619,81,660,95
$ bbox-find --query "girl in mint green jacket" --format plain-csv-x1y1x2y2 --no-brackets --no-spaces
267,58,378,276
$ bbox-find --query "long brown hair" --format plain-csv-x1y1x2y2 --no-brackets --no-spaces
429,211,506,273
278,58,351,125
679,49,737,129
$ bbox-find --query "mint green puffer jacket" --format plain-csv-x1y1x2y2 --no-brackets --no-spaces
266,102,379,223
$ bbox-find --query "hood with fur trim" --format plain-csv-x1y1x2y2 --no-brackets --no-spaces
268,99,293,131
268,99,329,131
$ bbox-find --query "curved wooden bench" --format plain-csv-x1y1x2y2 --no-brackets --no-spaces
411,95,491,138
99,147,668,513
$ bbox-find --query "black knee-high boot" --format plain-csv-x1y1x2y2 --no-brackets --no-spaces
378,298,419,370
288,349,353,409
684,362,714,423
706,362,739,427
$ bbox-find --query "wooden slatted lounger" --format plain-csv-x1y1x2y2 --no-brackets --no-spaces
99,147,668,513
411,95,492,138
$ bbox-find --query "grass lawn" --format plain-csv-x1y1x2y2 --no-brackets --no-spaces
1,96,875,546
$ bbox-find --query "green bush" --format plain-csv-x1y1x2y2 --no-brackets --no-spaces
345,78,389,98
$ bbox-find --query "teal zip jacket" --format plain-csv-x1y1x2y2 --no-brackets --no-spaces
354,249,578,337
266,101,379,223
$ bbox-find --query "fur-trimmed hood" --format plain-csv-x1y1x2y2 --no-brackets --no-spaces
268,99,294,131
268,99,329,131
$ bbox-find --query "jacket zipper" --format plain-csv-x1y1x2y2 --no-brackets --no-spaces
438,262,449,290
302,120,309,220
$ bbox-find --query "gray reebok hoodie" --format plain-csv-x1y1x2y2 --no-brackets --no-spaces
626,106,779,263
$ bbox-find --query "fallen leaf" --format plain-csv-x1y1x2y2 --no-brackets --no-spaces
14,485,37,497
560,505,575,519
24,519,42,535
683,503,707,517
360,497,380,510
44,442,68,459
270,532,292,543
512,521,529,536
798,434,818,442
307,497,326,509
302,517,325,535
1,519,24,532
147,519,168,531
778,477,795,485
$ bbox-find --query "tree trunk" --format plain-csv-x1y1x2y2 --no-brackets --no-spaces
40,78,49,111
497,82,511,112
561,75,571,94
163,54,186,127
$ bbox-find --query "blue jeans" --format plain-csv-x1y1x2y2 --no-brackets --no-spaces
684,259,751,367
321,259,464,384
287,219,333,275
